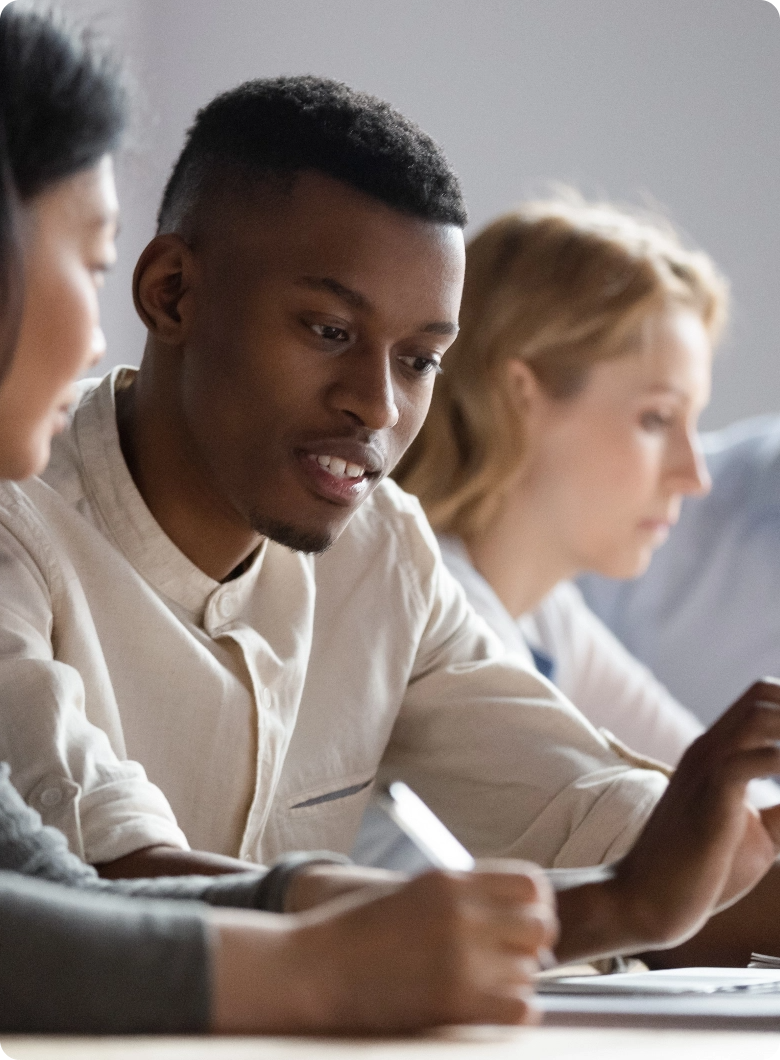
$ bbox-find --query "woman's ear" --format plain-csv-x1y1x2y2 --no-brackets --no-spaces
132,234,197,344
504,357,553,459
504,357,543,411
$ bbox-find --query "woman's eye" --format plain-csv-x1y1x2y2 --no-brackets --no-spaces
311,323,349,343
399,354,442,377
640,411,673,431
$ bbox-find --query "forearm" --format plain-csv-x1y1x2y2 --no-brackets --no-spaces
95,843,252,879
645,860,780,968
210,907,327,1033
97,844,405,914
551,865,682,964
552,867,631,964
283,863,405,912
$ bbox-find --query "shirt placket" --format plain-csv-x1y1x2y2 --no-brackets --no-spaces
203,554,315,864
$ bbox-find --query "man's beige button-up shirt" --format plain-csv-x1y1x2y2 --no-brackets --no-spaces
0,370,667,867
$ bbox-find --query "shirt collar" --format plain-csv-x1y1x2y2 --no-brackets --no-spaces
71,367,267,620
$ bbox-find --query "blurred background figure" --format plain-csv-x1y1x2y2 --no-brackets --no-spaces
353,195,780,876
393,196,723,768
581,414,780,726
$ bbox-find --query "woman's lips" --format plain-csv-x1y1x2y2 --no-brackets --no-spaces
297,451,373,505
638,518,674,541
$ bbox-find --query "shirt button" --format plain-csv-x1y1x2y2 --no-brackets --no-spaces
217,594,234,620
40,787,63,808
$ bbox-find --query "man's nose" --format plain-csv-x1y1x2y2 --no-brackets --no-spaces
334,348,399,430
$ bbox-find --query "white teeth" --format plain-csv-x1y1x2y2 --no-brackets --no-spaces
311,454,366,479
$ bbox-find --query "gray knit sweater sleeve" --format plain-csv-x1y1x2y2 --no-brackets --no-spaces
0,764,211,1032
0,871,211,1033
0,764,350,1032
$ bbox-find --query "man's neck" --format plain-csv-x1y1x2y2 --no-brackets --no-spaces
114,355,262,582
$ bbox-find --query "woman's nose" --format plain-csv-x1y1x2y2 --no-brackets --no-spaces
675,434,711,497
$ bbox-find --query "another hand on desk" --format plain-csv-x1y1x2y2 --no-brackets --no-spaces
211,861,557,1033
555,677,780,964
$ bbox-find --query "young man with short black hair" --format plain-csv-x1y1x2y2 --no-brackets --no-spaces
1,75,780,968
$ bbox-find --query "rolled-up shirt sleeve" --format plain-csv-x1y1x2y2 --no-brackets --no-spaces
0,494,188,863
380,511,667,869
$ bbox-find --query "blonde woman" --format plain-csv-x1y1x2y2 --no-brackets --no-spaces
395,197,730,768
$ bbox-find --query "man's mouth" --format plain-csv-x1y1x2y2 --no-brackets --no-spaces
309,454,366,480
297,445,384,507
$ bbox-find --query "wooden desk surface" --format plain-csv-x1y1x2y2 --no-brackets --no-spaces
3,1027,780,1059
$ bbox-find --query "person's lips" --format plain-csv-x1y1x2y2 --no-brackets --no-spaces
638,515,677,539
296,439,385,506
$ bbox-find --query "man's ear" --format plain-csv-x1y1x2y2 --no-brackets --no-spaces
132,234,197,343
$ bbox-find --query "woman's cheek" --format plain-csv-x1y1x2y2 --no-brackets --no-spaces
54,267,100,382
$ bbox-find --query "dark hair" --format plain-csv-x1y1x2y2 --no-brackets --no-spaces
0,3,126,370
157,75,467,234
0,90,19,368
0,4,126,198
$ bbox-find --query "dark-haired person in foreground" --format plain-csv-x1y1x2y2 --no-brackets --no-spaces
3,64,780,970
0,5,558,1034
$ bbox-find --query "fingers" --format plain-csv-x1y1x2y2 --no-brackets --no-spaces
316,866,555,1031
451,864,558,953
472,858,555,906
411,867,559,964
719,747,780,787
710,680,780,742
680,684,780,787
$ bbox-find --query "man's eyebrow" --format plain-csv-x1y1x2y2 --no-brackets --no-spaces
296,276,371,311
295,275,458,336
421,321,459,337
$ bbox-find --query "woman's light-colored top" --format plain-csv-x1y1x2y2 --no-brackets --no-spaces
437,536,704,767
439,536,780,808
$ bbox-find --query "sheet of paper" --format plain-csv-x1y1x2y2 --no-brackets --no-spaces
538,967,780,996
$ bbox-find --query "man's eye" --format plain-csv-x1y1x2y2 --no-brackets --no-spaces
311,323,349,342
399,354,442,377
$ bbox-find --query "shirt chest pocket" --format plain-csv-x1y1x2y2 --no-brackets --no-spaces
279,772,376,857
289,773,375,817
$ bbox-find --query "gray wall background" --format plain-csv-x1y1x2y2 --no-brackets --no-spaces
62,0,780,430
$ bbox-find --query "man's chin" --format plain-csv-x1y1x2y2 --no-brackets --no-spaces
250,516,335,555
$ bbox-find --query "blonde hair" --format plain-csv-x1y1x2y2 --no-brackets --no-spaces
395,196,729,538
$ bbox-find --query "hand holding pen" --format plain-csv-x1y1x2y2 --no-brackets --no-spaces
379,781,559,976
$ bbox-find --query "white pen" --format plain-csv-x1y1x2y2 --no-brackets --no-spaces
379,780,557,969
